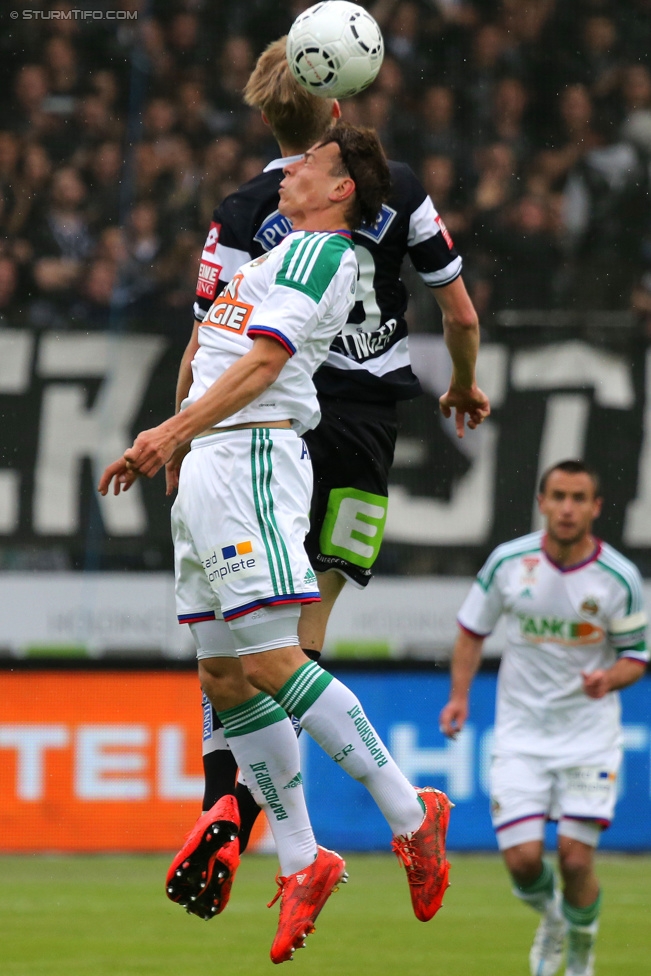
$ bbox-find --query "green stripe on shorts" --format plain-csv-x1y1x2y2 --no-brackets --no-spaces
249,430,295,594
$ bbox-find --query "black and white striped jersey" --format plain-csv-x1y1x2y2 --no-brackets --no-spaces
194,155,462,403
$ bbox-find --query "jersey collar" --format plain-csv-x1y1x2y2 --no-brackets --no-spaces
542,536,602,573
263,154,303,172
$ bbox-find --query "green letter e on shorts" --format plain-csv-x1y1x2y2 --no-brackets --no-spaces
319,487,388,569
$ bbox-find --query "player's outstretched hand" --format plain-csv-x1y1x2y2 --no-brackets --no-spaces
582,669,611,699
98,458,139,496
439,383,491,439
165,443,191,496
124,420,181,480
439,699,468,739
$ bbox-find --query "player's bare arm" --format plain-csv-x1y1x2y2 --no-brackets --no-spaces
175,321,201,413
434,276,491,438
439,625,485,738
98,336,290,495
582,657,647,700
165,320,201,495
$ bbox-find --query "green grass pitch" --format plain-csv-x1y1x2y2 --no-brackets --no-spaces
1,853,650,974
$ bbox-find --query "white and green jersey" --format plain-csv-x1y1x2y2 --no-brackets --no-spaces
184,230,357,435
458,531,648,763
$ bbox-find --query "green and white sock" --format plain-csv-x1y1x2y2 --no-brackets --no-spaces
564,893,600,972
275,661,423,836
513,860,558,914
563,891,601,928
217,693,316,876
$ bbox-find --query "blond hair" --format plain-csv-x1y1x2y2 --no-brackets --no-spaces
243,37,335,151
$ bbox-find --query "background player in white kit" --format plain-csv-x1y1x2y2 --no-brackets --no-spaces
100,123,457,964
440,460,648,976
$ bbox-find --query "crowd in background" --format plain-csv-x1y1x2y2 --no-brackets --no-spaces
2,0,651,337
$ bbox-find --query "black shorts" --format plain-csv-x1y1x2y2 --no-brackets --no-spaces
303,395,397,588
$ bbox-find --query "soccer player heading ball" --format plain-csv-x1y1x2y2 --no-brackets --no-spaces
440,460,648,976
100,122,454,963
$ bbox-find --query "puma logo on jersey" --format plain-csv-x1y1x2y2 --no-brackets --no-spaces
254,209,293,250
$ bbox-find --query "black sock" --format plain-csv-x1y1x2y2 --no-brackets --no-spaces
202,749,238,810
234,780,263,853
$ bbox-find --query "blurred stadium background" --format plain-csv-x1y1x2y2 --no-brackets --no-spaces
1,0,651,942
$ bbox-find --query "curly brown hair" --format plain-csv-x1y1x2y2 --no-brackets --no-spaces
316,121,391,230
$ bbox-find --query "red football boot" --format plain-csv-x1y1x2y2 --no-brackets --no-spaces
268,846,347,964
165,794,240,919
391,786,453,921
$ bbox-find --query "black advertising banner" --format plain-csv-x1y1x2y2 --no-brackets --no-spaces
0,327,649,576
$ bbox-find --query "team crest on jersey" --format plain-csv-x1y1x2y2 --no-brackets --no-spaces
254,209,293,251
355,203,397,243
520,555,539,585
580,597,600,616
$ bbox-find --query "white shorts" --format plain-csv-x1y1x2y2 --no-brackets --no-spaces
490,751,621,850
172,427,320,625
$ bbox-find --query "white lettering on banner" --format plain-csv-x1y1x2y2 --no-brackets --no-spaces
0,331,34,532
511,343,634,532
389,722,474,800
387,723,649,807
0,471,20,534
33,335,166,535
386,423,498,544
0,725,69,800
75,725,150,800
386,344,507,545
619,725,649,798
0,723,205,800
625,348,651,545
157,726,203,799
511,342,635,408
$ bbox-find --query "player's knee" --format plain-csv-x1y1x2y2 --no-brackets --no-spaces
239,643,308,696
198,659,248,709
503,845,543,886
558,844,594,885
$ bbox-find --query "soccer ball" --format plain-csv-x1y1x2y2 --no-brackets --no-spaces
286,1,384,99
